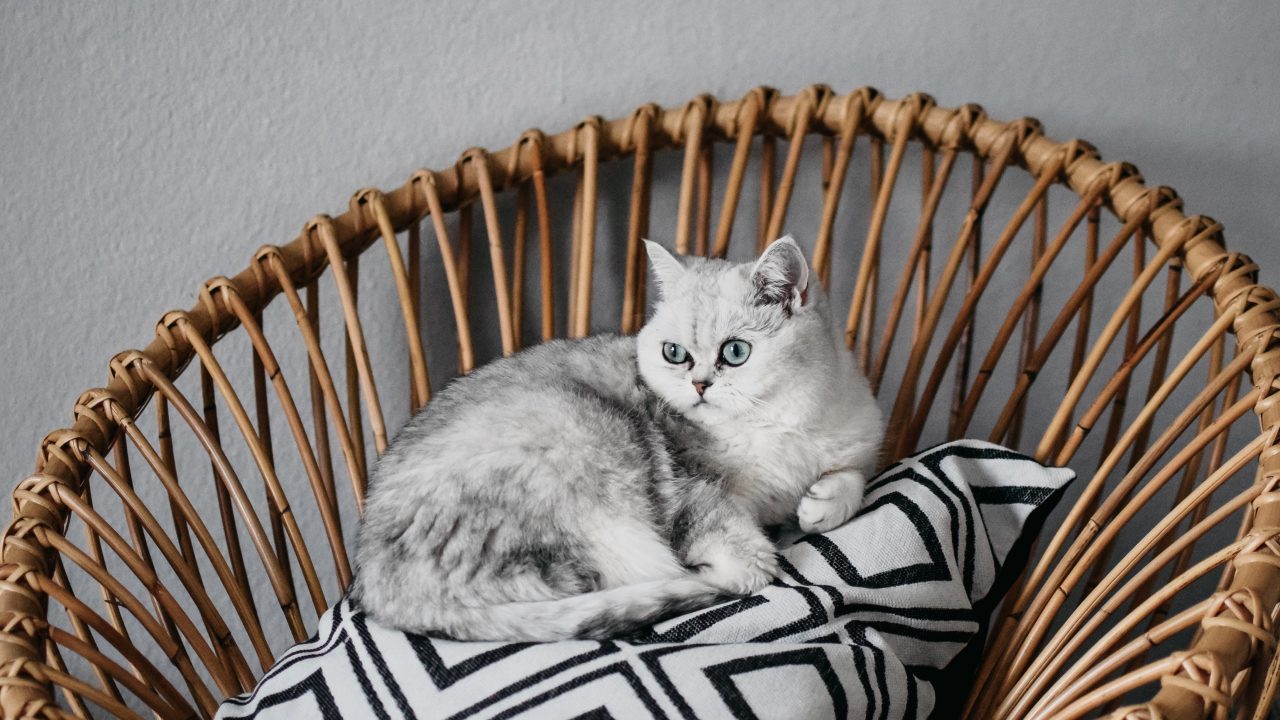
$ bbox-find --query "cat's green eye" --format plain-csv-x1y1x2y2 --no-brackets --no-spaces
720,339,751,366
662,342,689,364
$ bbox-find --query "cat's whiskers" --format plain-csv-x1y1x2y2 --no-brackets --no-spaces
729,387,778,415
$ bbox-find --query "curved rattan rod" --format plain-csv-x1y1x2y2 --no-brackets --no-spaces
1022,542,1248,718
571,119,601,337
977,221,1211,682
696,136,714,256
764,88,822,249
869,140,961,390
1003,400,1264,718
1063,272,1229,585
712,94,762,260
5,87,1269,719
23,659,148,720
79,440,255,685
246,302,295,615
176,319,329,618
1020,467,1269,719
107,399,209,676
129,357,308,643
150,393,206,594
1000,191,1050,448
620,108,655,335
415,174,477,374
913,147,938,343
30,519,230,700
301,275,339,501
34,576,203,718
510,181,528,350
512,133,555,343
257,247,368,512
55,476,132,707
846,97,922,358
883,125,1024,456
948,154,983,446
364,191,432,406
191,361,259,609
674,99,706,256
42,626,92,718
948,175,1111,435
981,310,1247,713
210,282,353,589
1148,338,1237,610
42,416,263,686
1033,597,1218,719
315,218,388,458
810,91,869,280
470,152,520,352
100,439,186,695
903,150,1068,444
971,334,1255,717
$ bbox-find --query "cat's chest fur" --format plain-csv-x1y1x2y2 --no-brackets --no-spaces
690,397,878,526
717,422,822,522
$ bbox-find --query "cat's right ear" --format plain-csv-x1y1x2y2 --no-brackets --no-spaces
643,240,685,295
751,235,810,312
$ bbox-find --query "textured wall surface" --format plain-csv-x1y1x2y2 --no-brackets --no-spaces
2,0,1278,490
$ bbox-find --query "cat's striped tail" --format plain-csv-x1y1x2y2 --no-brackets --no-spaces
405,577,726,641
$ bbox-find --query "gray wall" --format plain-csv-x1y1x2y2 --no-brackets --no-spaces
3,1,1278,491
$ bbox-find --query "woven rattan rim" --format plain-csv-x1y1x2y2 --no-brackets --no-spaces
3,85,1278,719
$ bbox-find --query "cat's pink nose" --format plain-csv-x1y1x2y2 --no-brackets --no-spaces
693,381,709,396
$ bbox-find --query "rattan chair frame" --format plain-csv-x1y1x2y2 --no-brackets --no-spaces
2,86,1278,719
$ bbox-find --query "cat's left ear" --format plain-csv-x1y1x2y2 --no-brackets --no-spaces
751,235,810,312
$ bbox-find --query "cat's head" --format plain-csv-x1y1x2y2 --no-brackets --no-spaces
637,236,837,418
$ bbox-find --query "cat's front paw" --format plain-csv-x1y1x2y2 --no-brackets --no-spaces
797,469,866,534
690,534,779,595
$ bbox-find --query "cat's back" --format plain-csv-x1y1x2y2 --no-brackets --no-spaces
424,333,640,413
376,334,648,471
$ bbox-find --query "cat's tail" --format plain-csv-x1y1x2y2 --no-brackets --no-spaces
406,577,726,641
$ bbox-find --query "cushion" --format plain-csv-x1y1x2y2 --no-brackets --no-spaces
217,440,1073,719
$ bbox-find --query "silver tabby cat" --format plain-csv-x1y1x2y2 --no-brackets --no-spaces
353,236,883,641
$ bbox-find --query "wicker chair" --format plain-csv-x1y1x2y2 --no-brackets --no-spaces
2,86,1277,719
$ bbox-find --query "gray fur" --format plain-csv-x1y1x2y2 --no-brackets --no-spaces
353,236,883,641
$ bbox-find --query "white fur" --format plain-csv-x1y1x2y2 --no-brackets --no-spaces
686,525,779,594
421,578,723,641
583,514,688,587
355,237,883,641
638,237,883,532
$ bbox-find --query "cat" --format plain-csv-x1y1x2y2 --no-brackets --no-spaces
352,236,883,641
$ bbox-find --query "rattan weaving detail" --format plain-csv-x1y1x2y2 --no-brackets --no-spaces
2,86,1277,719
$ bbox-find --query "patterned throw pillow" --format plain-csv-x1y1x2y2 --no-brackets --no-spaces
218,440,1073,719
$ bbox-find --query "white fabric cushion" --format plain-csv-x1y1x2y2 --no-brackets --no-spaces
218,440,1073,719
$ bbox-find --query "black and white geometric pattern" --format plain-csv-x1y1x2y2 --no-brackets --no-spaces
218,440,1073,719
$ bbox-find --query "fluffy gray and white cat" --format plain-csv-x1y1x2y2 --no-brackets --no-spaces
353,236,883,641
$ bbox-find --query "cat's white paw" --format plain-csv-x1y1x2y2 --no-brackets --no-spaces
691,536,779,595
797,470,866,534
